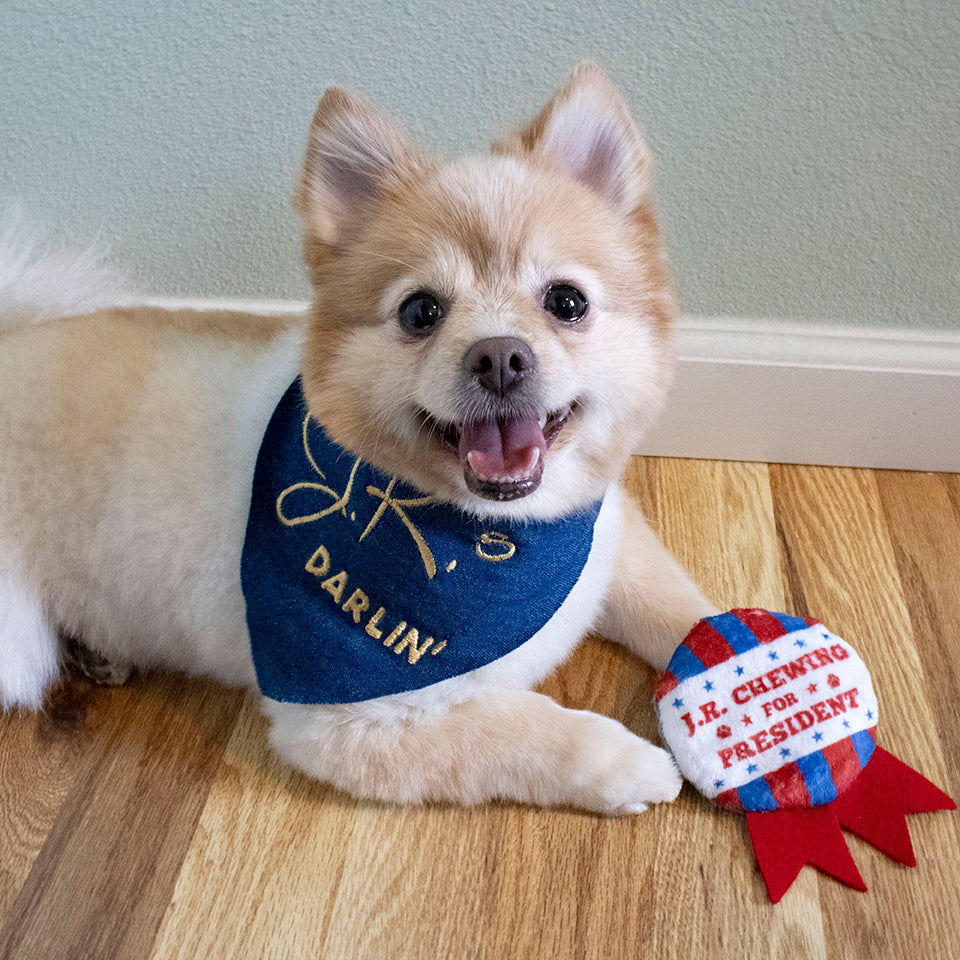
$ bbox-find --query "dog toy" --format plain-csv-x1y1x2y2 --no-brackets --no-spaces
656,609,955,902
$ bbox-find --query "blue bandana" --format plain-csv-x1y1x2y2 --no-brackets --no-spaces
241,380,604,705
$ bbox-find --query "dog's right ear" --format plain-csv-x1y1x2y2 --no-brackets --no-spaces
296,89,417,246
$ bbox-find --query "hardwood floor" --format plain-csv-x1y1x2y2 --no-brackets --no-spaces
1,460,957,959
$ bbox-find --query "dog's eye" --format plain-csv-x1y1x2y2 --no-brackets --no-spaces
543,284,588,323
398,292,442,335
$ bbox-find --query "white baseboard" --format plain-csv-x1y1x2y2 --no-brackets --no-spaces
140,295,312,316
143,298,960,472
643,319,960,472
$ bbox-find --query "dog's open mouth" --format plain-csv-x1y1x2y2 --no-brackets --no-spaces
422,405,574,501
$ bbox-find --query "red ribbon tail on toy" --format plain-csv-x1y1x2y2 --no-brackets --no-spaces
746,806,866,903
830,747,956,866
746,749,955,902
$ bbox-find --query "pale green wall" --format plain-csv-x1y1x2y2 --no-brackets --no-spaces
3,1,957,329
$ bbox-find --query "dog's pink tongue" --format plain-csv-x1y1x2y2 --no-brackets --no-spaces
459,416,546,480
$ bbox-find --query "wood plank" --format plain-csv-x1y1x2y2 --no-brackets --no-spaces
321,804,510,960
655,458,785,611
652,459,827,959
482,807,658,960
0,674,242,960
770,466,954,787
148,697,362,960
875,470,960,790
770,464,960,960
0,677,108,920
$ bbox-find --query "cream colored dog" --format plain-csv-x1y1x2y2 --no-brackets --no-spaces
0,64,715,813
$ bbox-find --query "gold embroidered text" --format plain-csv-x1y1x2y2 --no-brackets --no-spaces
303,541,448,665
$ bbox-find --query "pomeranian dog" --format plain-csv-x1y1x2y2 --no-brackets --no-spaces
0,63,716,813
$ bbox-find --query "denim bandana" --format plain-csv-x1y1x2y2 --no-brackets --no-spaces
241,379,604,705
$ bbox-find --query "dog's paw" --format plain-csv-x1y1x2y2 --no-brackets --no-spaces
567,713,683,815
61,634,132,687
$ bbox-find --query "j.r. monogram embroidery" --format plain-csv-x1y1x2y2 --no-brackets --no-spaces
275,412,515,582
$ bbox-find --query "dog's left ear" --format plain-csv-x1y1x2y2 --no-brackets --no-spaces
495,62,652,218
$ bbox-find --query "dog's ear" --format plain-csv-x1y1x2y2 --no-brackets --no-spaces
296,89,417,245
495,62,652,217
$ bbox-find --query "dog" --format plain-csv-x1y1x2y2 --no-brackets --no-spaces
0,62,716,813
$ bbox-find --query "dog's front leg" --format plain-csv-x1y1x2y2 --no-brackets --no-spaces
597,496,718,672
264,690,681,813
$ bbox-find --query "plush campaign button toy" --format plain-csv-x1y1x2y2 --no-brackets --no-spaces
656,609,956,903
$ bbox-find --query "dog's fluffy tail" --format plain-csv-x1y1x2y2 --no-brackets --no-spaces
0,210,126,331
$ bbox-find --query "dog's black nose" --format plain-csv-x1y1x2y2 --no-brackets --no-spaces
462,337,535,398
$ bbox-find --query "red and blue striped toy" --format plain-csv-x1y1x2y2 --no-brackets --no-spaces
656,609,954,902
